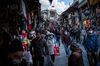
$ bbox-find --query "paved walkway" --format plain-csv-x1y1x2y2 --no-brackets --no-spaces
45,37,100,66
55,43,68,66
55,41,100,66
55,41,90,66
77,44,89,66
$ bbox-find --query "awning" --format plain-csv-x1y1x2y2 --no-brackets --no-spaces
90,0,100,5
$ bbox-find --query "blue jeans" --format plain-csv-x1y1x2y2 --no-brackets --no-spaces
64,44,70,56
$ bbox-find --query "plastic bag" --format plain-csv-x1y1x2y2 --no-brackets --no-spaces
54,44,60,56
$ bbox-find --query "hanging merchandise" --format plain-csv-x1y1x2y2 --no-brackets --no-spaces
21,14,27,31
22,30,27,39
22,37,30,50
22,22,27,31
28,24,32,31
86,20,91,29
27,13,32,31
83,21,86,29
22,39,28,50
17,14,27,31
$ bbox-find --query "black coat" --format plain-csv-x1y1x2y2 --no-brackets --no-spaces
68,49,83,66
30,37,48,57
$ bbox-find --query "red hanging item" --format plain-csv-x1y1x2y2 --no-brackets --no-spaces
22,33,27,39
27,13,32,31
54,44,60,56
22,42,28,50
86,20,90,28
28,24,32,31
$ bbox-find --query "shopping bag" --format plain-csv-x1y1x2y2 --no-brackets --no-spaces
54,44,60,56
45,55,54,66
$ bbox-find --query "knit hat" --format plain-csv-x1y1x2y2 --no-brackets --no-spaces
9,39,24,53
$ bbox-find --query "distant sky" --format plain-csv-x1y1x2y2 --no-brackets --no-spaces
58,0,73,5
40,0,73,14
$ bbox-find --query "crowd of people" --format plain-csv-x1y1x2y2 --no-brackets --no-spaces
0,27,60,66
0,25,100,66
61,26,100,66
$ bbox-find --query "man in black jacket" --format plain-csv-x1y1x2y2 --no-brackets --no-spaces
30,30,48,66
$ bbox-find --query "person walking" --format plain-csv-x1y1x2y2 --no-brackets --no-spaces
30,30,48,66
46,32,55,63
80,28,86,44
68,43,83,66
84,27,99,66
62,30,70,56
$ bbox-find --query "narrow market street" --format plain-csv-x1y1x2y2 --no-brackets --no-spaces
54,38,100,66
54,40,89,66
0,0,100,66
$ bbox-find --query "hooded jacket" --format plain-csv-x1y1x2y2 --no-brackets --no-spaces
85,32,99,52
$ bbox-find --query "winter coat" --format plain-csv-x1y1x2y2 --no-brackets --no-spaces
68,48,83,66
62,34,70,45
85,32,99,53
30,37,48,57
47,38,55,55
